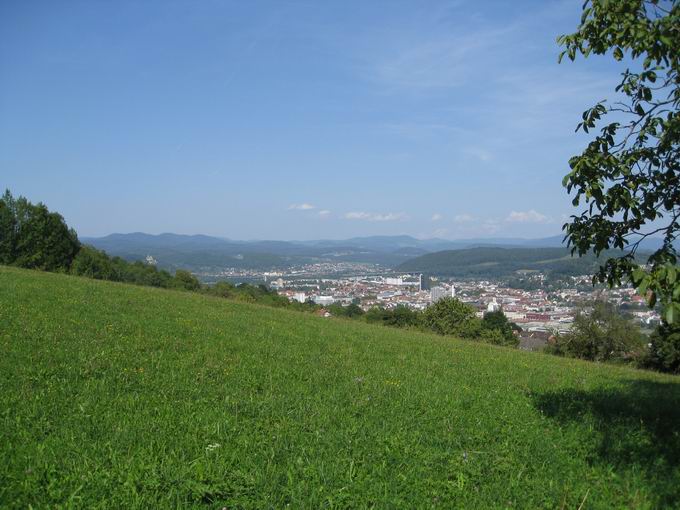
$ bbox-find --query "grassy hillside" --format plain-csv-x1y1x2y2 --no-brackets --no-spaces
396,246,610,278
1,267,679,508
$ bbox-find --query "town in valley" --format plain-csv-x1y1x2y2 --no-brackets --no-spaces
194,261,661,350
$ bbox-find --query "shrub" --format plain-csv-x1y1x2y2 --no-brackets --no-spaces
71,245,116,280
174,269,201,291
422,297,479,337
365,306,421,329
481,310,519,347
545,301,644,363
640,323,680,374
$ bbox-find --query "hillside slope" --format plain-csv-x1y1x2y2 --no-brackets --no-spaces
1,267,679,508
81,233,432,270
397,246,607,277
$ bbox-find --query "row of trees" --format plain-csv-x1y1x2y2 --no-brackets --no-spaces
3,189,679,372
205,280,322,311
0,191,203,291
361,300,520,347
0,190,80,271
72,245,203,291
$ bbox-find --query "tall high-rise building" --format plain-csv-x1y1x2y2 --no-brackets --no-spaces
430,286,447,302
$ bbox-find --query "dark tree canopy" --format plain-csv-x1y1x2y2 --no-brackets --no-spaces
558,0,679,324
546,300,645,363
422,297,479,337
174,269,202,291
0,190,80,271
643,321,680,372
365,305,421,329
482,310,519,347
70,245,117,280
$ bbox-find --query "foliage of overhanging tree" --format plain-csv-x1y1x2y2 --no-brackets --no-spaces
558,0,679,324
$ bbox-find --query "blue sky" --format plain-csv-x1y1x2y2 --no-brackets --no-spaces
0,0,624,240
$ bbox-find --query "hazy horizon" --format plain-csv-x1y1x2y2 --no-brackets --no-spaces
81,230,567,243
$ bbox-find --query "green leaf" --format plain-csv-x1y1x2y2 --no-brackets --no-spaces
638,278,649,296
631,267,645,284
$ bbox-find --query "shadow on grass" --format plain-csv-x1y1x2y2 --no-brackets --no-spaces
532,379,680,506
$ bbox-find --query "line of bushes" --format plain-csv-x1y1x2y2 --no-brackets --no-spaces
2,189,678,373
359,301,520,347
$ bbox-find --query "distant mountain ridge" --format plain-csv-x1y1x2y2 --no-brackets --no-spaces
84,232,570,253
81,232,668,272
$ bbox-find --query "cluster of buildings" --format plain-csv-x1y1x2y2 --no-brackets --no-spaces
198,262,384,284
272,271,661,337
195,260,661,351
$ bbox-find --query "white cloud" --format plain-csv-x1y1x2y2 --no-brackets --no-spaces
505,209,550,223
318,209,331,217
482,219,502,234
343,211,407,222
431,213,443,221
372,26,517,90
453,214,474,223
464,147,492,162
288,203,316,210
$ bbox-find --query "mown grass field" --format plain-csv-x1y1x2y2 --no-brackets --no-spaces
1,266,679,509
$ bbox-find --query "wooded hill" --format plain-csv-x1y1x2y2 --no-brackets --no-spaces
396,247,623,278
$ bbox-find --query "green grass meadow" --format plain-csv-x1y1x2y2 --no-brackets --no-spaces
1,266,679,508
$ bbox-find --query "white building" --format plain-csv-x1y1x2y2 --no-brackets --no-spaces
486,298,501,313
430,286,448,303
313,295,335,306
292,292,307,303
378,290,402,300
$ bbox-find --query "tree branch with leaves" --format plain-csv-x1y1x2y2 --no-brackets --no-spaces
558,0,679,324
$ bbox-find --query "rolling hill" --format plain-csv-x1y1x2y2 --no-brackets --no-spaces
396,246,616,278
81,233,428,270
81,233,672,273
1,266,679,508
